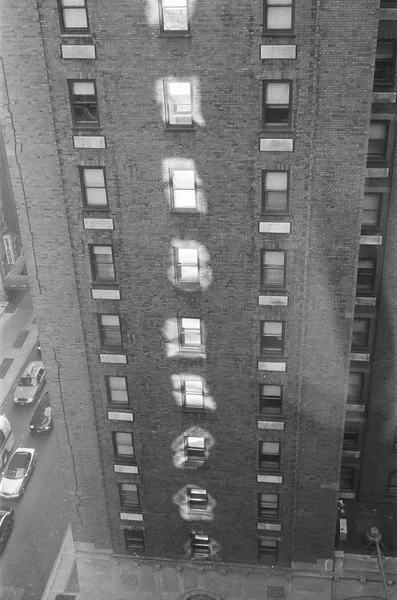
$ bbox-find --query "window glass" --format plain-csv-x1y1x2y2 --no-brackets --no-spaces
166,82,192,126
362,193,381,228
83,168,108,207
162,0,188,31
108,376,128,404
172,170,196,208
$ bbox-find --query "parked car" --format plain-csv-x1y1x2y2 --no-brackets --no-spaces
0,416,14,468
29,393,53,434
0,448,36,499
14,362,45,405
0,506,14,553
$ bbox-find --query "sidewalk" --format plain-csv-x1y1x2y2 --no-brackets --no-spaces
0,291,38,406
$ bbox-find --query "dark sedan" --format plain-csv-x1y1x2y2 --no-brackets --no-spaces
29,393,53,434
0,506,14,553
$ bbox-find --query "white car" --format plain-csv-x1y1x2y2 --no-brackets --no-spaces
0,448,36,499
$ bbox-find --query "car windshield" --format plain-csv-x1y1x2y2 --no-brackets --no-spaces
5,453,30,479
19,377,32,386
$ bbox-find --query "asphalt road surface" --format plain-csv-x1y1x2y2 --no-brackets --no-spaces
0,346,71,600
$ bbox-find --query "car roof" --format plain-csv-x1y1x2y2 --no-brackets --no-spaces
23,362,44,378
12,447,35,456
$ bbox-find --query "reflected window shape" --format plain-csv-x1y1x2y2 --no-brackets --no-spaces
258,492,279,520
357,248,376,294
98,314,123,348
262,171,289,212
188,488,208,512
351,318,370,349
261,251,286,287
263,81,291,128
339,465,355,493
59,0,89,32
260,384,282,414
69,80,99,127
106,376,128,405
367,121,388,163
261,321,285,354
90,245,116,282
190,532,210,558
171,169,197,210
175,248,199,283
183,380,204,409
347,371,364,404
374,41,396,90
164,81,193,127
80,167,108,208
160,0,189,33
179,318,202,350
258,538,278,564
362,193,381,229
264,0,293,32
124,529,144,553
259,441,280,471
388,471,397,496
343,424,360,451
113,432,134,459
185,436,206,463
119,483,140,509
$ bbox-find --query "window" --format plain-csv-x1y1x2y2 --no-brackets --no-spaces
261,251,286,287
367,121,388,162
357,251,376,294
124,529,144,552
393,427,397,450
170,169,196,210
113,432,134,459
264,0,293,32
262,171,289,212
69,80,99,127
179,318,202,350
261,321,285,354
106,376,128,405
351,318,370,349
263,81,291,128
188,488,208,512
182,380,204,410
159,0,189,33
98,314,123,347
339,465,355,492
362,193,381,229
387,471,397,496
175,248,199,283
258,493,279,520
259,441,280,471
80,168,108,208
380,0,397,5
347,371,364,403
90,245,116,282
59,0,89,32
343,424,360,451
185,436,206,463
164,81,193,127
258,538,278,564
119,483,140,509
190,533,210,558
374,41,396,89
260,384,282,414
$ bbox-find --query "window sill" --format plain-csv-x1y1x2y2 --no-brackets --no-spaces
61,32,92,38
165,126,196,132
176,283,203,291
261,127,293,134
100,346,125,353
158,32,192,39
259,287,287,293
82,207,111,213
72,125,102,132
114,458,137,465
261,31,295,37
171,209,199,214
184,460,208,469
258,468,281,474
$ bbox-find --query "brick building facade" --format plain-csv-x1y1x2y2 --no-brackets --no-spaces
1,0,397,599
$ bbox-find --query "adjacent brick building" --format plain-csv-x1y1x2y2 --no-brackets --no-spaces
1,1,397,599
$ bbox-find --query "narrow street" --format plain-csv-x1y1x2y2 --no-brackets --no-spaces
0,324,71,599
